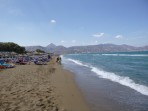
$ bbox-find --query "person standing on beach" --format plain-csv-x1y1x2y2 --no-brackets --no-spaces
56,56,62,64
59,56,61,64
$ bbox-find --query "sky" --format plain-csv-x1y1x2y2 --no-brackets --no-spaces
0,0,148,47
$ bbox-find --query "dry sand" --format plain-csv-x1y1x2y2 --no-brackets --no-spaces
0,58,90,111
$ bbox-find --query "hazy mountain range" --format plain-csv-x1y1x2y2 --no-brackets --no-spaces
25,43,148,54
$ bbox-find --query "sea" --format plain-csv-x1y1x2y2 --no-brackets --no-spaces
61,51,148,111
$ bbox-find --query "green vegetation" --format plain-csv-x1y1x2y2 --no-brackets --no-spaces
36,49,45,53
0,42,26,54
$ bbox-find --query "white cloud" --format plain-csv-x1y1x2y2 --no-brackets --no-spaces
61,40,65,43
72,40,76,43
115,35,123,39
93,33,104,38
50,19,56,23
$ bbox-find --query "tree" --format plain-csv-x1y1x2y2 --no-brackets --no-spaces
0,42,26,54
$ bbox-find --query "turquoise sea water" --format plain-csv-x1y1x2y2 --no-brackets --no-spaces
62,51,148,111
63,51,148,96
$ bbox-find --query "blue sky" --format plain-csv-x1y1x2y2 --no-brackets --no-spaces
0,0,148,47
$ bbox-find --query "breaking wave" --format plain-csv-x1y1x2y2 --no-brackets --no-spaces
67,58,90,67
66,58,148,96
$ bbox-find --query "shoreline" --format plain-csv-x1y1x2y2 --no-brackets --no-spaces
50,63,90,111
0,57,90,111
62,55,148,111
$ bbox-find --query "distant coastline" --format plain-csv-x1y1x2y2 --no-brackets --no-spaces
25,43,148,54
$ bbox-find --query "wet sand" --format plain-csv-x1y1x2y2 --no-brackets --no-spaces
0,58,90,111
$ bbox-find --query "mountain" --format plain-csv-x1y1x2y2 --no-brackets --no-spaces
46,43,56,48
25,45,46,52
25,43,68,54
25,43,148,54
46,43,57,52
68,44,148,53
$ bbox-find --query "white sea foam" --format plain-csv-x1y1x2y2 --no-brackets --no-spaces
101,54,148,57
67,58,90,67
60,55,63,58
91,67,148,96
66,58,148,96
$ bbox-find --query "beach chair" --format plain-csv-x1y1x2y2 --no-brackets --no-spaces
34,60,40,65
0,65,6,69
0,59,5,64
0,63,15,68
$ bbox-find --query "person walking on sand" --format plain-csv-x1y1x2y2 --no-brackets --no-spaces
56,57,59,63
59,56,61,64
56,56,62,64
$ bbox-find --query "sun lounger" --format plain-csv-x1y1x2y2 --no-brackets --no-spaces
34,60,46,65
0,65,6,69
0,63,15,68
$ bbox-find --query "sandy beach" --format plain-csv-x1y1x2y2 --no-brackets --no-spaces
0,58,90,111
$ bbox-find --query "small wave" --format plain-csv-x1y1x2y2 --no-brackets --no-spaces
101,54,148,57
65,57,148,96
91,67,148,96
67,58,90,67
